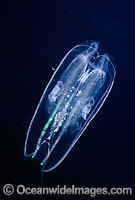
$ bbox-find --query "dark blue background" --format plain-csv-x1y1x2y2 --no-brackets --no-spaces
1,0,135,199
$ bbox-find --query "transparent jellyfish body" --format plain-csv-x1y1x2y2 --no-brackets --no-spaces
24,41,116,172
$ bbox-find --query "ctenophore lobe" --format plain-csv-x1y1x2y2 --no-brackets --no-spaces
24,41,116,172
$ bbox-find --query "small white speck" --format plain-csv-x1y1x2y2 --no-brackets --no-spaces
76,90,82,96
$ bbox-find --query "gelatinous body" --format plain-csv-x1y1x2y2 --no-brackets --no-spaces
24,41,116,172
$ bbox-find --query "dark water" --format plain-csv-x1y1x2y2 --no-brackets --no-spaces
1,0,135,199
